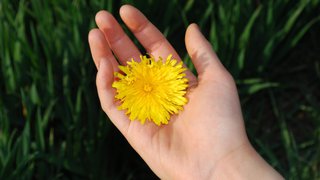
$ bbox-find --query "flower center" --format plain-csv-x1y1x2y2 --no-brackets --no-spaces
143,84,153,92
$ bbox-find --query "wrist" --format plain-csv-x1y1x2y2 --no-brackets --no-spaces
211,142,284,180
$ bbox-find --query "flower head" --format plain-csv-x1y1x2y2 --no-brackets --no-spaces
112,55,188,126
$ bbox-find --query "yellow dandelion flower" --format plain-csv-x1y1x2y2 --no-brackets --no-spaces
112,54,188,126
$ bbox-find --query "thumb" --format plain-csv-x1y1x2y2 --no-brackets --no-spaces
185,24,227,81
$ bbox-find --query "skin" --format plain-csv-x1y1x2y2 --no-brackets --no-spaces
88,5,284,179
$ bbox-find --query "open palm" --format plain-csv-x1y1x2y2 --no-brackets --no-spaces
89,5,256,179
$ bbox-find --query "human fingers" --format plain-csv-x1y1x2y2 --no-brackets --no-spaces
185,24,229,82
88,28,119,71
119,5,197,82
96,58,130,134
119,5,177,59
95,10,141,65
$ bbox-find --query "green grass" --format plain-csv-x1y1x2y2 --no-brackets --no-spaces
0,0,319,179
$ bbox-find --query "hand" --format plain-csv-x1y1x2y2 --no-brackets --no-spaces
88,5,283,179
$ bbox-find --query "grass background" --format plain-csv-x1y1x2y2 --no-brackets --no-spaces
0,0,319,179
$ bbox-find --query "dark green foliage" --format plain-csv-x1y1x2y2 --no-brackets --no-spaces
0,0,319,179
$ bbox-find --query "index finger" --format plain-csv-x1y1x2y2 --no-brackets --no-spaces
119,5,197,83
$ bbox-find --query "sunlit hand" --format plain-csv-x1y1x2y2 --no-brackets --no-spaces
88,5,283,179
